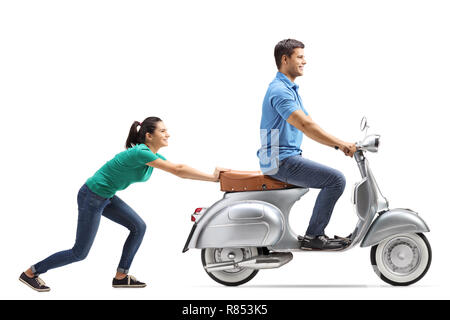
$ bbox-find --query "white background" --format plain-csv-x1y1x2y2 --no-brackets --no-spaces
1,0,449,300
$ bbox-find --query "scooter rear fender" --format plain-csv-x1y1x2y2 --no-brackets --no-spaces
360,208,430,247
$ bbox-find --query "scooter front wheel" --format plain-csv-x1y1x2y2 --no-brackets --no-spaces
201,247,262,286
370,233,432,286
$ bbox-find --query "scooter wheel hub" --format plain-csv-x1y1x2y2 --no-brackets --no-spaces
214,248,249,273
383,237,420,275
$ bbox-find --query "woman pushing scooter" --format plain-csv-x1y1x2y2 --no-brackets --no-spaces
20,116,227,292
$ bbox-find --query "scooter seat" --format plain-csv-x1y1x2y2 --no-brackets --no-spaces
219,170,296,192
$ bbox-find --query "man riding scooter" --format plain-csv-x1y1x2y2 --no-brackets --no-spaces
257,39,357,251
184,39,431,287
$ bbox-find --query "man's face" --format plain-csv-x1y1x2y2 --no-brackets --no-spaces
283,48,306,77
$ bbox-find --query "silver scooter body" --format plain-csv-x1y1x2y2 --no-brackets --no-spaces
186,187,308,251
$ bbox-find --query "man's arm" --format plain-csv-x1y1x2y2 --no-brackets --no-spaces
286,109,356,157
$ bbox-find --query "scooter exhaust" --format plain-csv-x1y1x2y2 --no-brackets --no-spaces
205,252,293,272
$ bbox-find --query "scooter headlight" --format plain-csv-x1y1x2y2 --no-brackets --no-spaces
358,134,380,152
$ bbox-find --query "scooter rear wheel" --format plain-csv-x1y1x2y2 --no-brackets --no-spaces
370,233,432,286
201,247,262,286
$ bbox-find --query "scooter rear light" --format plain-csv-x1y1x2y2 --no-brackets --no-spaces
191,207,206,223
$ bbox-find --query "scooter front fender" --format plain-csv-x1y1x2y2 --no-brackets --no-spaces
185,200,285,250
360,208,430,247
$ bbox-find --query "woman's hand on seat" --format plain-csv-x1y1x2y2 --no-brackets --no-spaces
213,167,231,182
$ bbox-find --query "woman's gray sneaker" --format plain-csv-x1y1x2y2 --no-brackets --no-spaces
112,275,146,288
19,272,50,292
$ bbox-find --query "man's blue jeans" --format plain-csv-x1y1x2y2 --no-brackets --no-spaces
31,184,146,275
269,155,346,237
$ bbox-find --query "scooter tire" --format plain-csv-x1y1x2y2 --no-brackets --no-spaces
201,247,262,287
370,233,432,286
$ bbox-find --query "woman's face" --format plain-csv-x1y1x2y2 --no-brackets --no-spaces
146,121,170,148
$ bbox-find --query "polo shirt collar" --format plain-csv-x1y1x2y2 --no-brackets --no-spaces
276,71,298,90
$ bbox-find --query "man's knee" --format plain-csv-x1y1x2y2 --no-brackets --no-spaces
333,171,346,193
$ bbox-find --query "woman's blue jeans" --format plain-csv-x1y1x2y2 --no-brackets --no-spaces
31,184,146,275
270,155,346,237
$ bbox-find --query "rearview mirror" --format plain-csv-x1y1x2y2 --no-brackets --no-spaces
360,116,368,132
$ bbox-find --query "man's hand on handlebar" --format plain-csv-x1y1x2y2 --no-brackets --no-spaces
339,142,357,158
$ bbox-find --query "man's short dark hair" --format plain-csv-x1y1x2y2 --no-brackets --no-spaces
274,39,305,69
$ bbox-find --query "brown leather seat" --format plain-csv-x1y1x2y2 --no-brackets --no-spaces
219,170,296,192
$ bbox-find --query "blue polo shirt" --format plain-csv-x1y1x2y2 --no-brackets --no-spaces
257,72,309,174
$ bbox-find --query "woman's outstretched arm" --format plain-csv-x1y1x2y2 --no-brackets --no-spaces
147,158,228,182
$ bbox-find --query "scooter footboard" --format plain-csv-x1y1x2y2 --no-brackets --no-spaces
187,200,285,249
361,208,430,247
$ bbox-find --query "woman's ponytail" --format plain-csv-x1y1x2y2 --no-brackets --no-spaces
125,117,162,149
125,121,142,149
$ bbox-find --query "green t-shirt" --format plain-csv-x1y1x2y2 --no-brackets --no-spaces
86,144,166,198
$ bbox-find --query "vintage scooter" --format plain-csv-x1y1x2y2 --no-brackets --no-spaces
183,118,431,286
